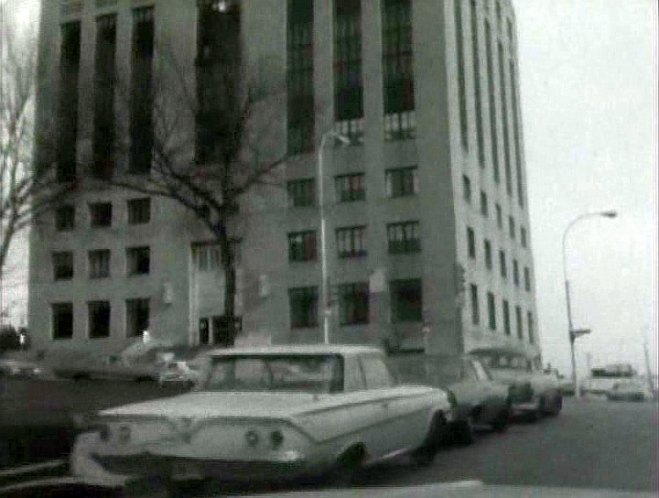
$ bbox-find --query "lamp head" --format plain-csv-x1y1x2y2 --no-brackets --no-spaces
600,210,618,218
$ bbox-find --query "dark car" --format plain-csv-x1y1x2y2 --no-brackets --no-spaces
389,353,511,444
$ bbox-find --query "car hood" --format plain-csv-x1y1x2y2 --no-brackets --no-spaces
99,391,331,420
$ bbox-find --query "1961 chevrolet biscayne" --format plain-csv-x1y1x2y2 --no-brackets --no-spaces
71,345,454,490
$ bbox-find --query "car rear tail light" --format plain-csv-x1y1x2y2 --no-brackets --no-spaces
270,430,284,449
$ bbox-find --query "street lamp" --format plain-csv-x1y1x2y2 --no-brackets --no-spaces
562,210,617,396
318,130,350,344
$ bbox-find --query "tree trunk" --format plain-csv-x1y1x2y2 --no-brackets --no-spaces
216,223,237,347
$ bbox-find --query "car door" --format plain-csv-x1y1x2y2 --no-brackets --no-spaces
469,358,505,423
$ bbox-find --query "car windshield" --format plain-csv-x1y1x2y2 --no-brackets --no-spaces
201,354,344,394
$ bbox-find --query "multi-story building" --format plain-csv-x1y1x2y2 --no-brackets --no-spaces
29,0,540,359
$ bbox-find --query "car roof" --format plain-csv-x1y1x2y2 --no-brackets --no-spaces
205,344,383,357
467,346,533,358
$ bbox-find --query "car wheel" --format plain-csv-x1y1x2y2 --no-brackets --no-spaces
492,405,511,433
453,415,475,446
411,413,447,466
326,445,365,486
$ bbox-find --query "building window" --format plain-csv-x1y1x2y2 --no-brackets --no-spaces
527,311,534,344
334,0,364,144
513,259,519,286
335,173,365,202
524,267,531,292
496,203,502,228
503,299,511,335
287,0,314,155
387,221,420,254
470,284,480,325
521,226,527,248
462,175,472,203
52,251,74,281
57,21,80,182
454,0,468,150
480,191,488,217
339,282,369,325
89,202,112,227
88,300,110,339
515,305,523,340
499,41,513,197
470,0,484,166
127,198,151,224
287,178,315,207
499,250,507,279
509,216,516,239
510,58,524,208
336,226,367,258
385,167,418,197
288,231,317,262
484,239,492,270
52,303,74,340
485,21,499,184
289,286,318,328
93,14,117,180
88,249,110,279
487,292,496,330
127,246,150,275
382,0,416,141
195,244,222,271
126,298,149,337
55,205,75,231
391,278,422,323
196,0,241,163
467,227,476,259
129,7,154,174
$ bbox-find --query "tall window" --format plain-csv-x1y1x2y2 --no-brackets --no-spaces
88,249,110,279
336,226,367,258
524,267,531,292
287,178,316,207
126,298,149,337
503,299,511,335
509,216,516,239
88,300,111,339
335,173,365,202
513,259,519,286
498,42,513,197
52,303,74,340
89,202,112,227
387,221,420,254
52,251,74,281
521,226,527,248
499,249,507,279
487,292,496,330
385,167,418,197
485,21,499,183
129,7,154,174
467,227,476,259
515,305,523,340
484,239,492,270
287,0,314,154
57,21,80,182
55,205,75,231
470,0,484,166
127,198,151,224
288,231,317,262
391,278,422,323
510,58,524,208
196,0,241,163
495,203,502,228
463,175,472,203
527,311,534,344
339,282,369,325
93,14,117,180
470,284,480,325
382,0,415,141
334,0,363,143
127,246,150,275
454,0,467,150
289,287,318,328
480,191,488,216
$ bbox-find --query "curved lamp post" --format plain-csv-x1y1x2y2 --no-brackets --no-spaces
318,130,350,344
562,210,617,395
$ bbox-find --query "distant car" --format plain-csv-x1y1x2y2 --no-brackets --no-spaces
71,345,454,490
469,347,562,421
0,358,44,379
544,368,575,396
157,359,204,387
606,380,650,402
389,353,511,444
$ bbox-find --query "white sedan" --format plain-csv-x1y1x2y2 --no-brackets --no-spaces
71,345,454,490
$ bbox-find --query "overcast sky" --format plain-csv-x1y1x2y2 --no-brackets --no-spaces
3,0,658,377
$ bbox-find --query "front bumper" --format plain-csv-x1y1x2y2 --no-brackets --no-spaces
510,399,540,416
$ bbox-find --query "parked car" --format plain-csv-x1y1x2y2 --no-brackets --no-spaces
606,379,651,402
0,358,45,379
157,359,205,387
71,345,454,491
389,353,511,444
468,347,562,421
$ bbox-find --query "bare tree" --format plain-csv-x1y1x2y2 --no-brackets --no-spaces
86,4,286,347
0,22,74,282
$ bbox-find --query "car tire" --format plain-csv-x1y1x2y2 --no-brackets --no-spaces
411,413,447,466
492,405,511,433
326,445,365,486
453,415,475,446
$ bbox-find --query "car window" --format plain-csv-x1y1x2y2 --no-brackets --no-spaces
461,360,480,382
361,356,395,389
471,359,492,381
